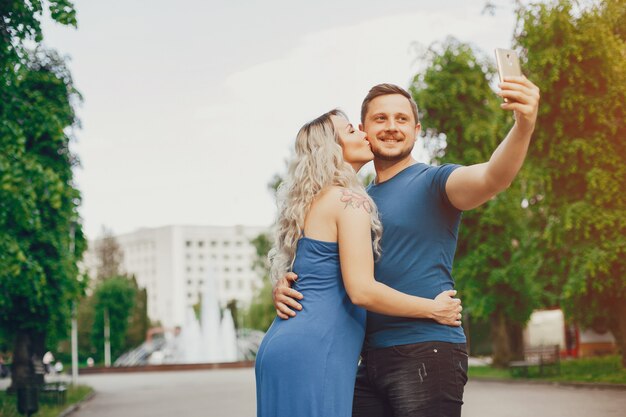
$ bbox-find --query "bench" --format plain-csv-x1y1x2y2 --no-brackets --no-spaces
40,381,68,405
509,345,560,377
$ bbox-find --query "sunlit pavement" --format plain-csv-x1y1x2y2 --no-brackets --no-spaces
2,368,626,417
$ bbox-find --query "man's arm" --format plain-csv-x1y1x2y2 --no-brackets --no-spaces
446,76,540,211
272,272,303,319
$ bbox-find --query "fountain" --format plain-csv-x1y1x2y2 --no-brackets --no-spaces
175,268,238,363
116,268,242,366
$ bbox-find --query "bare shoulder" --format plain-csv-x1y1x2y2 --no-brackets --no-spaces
318,186,373,216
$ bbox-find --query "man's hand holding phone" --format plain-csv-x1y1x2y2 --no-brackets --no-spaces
495,48,540,134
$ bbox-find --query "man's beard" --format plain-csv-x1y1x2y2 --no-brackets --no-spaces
372,133,415,161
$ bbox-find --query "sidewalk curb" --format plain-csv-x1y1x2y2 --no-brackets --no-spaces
57,390,96,417
471,376,626,391
79,360,254,375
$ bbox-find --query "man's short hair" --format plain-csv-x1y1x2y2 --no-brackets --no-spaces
360,83,419,125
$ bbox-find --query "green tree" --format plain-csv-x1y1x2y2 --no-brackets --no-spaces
84,229,149,361
124,277,150,352
410,38,545,366
515,0,626,366
244,232,276,331
0,0,84,389
76,296,97,361
91,277,136,363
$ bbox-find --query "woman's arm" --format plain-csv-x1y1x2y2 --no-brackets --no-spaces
336,188,462,326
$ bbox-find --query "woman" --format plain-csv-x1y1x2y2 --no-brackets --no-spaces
255,109,462,417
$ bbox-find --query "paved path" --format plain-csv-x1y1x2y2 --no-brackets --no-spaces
75,369,256,417
5,369,625,416
464,379,626,417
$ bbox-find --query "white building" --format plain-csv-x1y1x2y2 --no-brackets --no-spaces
85,225,268,329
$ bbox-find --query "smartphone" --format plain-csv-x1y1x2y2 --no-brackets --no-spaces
495,48,522,102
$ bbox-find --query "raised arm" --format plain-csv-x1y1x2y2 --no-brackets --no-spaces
446,76,540,211
336,189,461,325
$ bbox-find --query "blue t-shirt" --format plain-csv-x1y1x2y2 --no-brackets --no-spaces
365,162,467,349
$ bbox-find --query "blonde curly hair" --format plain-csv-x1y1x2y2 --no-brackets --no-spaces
269,109,382,283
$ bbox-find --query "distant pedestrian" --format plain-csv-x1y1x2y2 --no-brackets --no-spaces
43,351,54,374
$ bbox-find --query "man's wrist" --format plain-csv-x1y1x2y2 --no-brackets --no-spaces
512,121,535,137
425,299,437,320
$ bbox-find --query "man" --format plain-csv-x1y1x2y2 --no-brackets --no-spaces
273,76,540,416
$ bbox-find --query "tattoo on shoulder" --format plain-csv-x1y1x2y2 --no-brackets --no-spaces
340,189,372,214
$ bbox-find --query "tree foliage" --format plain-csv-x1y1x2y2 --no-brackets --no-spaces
244,232,276,332
90,277,136,363
515,0,626,365
80,230,149,362
408,1,626,368
0,47,85,341
0,0,84,389
0,0,77,65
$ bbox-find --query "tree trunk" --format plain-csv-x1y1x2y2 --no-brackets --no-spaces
507,321,525,361
607,297,626,368
490,310,512,368
8,330,46,392
8,331,31,392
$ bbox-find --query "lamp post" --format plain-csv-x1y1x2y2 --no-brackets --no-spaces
71,302,78,384
70,223,79,384
104,308,111,367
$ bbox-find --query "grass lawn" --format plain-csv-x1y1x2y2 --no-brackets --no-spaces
0,384,93,417
469,355,626,385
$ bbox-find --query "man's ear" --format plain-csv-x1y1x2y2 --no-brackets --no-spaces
415,122,422,136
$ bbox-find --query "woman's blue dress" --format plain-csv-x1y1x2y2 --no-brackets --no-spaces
255,237,366,417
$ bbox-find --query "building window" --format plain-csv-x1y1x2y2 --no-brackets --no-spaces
223,241,230,247
199,267,204,272
238,280,244,290
186,266,192,272
235,241,243,247
211,240,217,247
224,267,230,273
211,254,217,260
185,241,192,248
187,279,192,285
223,254,230,260
224,280,231,290
198,241,204,248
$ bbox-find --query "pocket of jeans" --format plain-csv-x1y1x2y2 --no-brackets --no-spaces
391,342,439,358
453,344,469,358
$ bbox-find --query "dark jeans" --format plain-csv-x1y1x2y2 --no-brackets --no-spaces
353,341,468,417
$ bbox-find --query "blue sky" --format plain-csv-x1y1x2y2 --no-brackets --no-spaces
42,0,519,238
